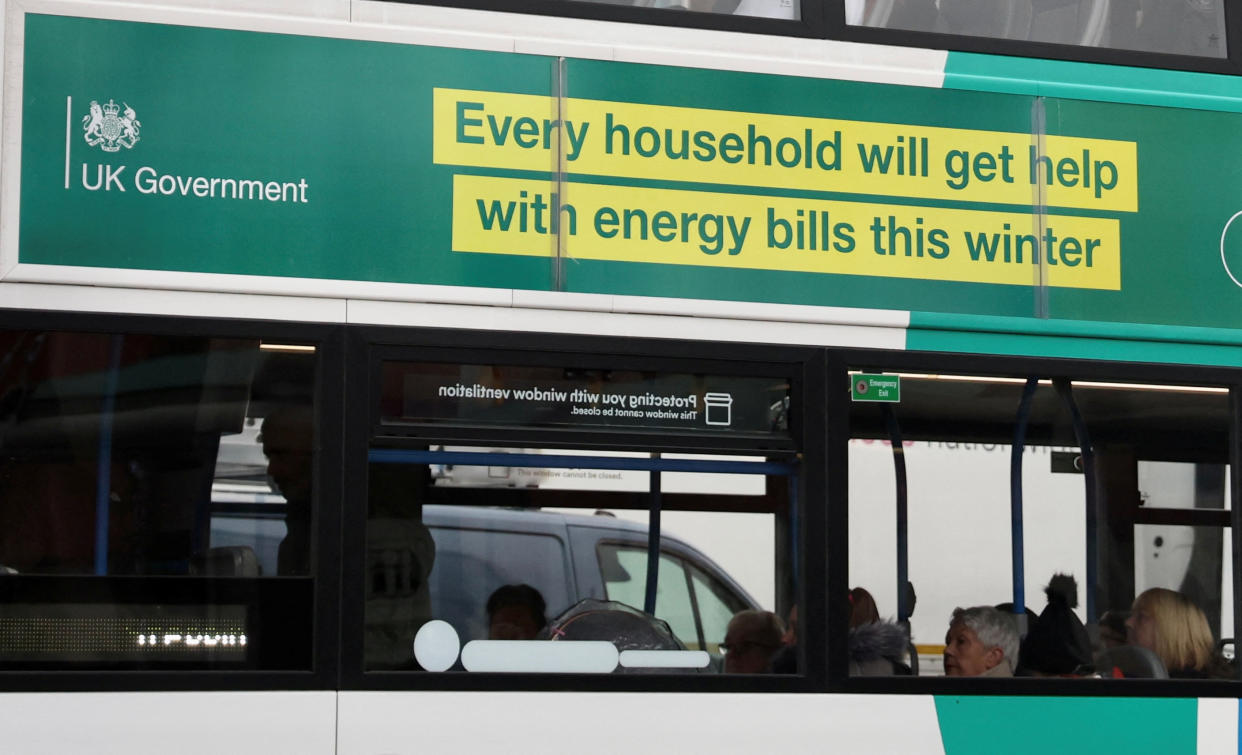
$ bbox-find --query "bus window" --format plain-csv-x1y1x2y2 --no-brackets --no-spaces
361,445,792,674
360,355,799,676
0,329,319,670
850,0,1228,59
848,367,1238,682
565,0,800,20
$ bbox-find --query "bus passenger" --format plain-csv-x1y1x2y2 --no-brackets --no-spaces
1018,574,1092,676
721,610,784,674
365,456,435,669
1127,588,1232,679
849,586,880,628
1097,609,1128,650
486,583,547,640
260,406,314,576
943,606,1018,678
768,604,798,674
849,619,912,676
847,586,912,676
782,603,798,646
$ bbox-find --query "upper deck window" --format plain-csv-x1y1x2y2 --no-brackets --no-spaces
565,0,800,19
849,0,1227,59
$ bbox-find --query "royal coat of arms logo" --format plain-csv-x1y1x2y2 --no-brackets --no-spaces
82,99,140,152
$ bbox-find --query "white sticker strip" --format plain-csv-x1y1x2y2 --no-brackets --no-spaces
460,640,619,673
619,650,711,669
1197,697,1239,755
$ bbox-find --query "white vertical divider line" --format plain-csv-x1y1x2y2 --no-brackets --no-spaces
1196,697,1238,755
64,95,70,188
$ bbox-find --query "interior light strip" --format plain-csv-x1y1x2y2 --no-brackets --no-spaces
259,343,317,353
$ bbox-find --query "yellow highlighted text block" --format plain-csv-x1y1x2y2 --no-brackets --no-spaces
435,88,1137,213
452,175,1120,290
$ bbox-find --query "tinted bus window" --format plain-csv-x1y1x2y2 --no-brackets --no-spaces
362,446,795,675
848,369,1237,681
568,0,799,20
849,0,1227,59
0,330,319,670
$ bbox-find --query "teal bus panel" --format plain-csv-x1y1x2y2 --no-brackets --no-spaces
935,696,1198,755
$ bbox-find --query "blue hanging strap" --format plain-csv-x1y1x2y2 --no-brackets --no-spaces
644,463,662,616
1010,377,1038,633
882,405,910,624
1053,378,1097,624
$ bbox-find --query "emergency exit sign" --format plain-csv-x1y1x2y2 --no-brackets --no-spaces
851,374,900,402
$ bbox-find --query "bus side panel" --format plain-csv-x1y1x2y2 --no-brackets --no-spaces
338,691,945,753
934,696,1200,754
0,691,337,755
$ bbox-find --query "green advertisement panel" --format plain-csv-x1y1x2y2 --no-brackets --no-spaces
19,14,559,292
17,14,1242,332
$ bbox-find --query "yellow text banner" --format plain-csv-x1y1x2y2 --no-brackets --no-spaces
452,175,1121,290
434,88,1138,213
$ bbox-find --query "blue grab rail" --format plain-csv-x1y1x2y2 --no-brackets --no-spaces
1010,377,1039,626
1054,378,1098,624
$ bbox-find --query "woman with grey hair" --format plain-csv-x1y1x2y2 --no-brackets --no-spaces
943,606,1019,677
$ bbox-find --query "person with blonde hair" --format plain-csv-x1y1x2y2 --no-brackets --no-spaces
1127,588,1232,679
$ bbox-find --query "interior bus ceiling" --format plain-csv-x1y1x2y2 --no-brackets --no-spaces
848,379,1231,462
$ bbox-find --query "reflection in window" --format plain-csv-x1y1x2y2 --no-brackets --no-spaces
692,565,743,655
0,329,318,669
364,444,794,674
601,546,701,650
1138,461,1231,510
849,370,1237,680
428,525,572,644
850,0,1227,59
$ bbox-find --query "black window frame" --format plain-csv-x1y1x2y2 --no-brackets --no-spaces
828,346,1242,698
0,308,345,693
396,0,1242,76
6,308,1239,699
396,0,826,39
341,324,826,693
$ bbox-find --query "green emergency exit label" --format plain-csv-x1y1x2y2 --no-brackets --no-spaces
852,374,901,402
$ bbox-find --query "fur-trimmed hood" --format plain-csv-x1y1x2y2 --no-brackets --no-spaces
848,620,909,663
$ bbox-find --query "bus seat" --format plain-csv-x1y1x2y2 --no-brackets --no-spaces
1092,645,1168,679
191,546,260,577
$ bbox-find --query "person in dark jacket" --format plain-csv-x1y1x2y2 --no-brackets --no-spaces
1018,573,1092,676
